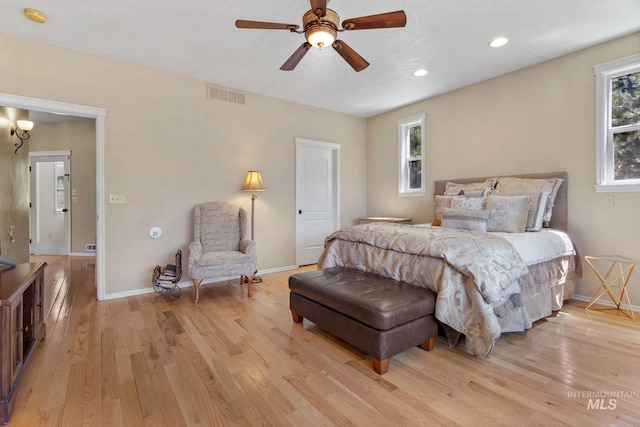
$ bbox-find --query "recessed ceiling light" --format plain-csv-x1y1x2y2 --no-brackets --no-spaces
24,8,47,24
414,69,428,77
489,37,509,48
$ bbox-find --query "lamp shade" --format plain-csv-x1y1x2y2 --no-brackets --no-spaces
241,171,267,192
17,120,34,131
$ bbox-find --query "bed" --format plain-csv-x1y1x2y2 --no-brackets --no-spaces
318,172,581,358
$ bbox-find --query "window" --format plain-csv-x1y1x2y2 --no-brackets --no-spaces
54,161,65,213
594,54,640,192
398,114,425,196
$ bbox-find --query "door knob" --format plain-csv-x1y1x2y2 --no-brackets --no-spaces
298,210,302,214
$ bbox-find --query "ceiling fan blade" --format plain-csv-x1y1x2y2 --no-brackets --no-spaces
235,20,299,31
280,42,312,71
332,40,369,72
342,10,407,31
310,0,327,17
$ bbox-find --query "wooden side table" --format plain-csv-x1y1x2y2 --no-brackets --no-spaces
360,217,412,224
584,255,636,319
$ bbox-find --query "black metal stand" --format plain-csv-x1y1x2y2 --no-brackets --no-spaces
152,250,182,302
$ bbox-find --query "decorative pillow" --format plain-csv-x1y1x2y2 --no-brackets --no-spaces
443,178,497,197
432,195,462,226
485,195,530,233
441,207,490,232
495,177,564,226
491,190,550,232
450,196,486,211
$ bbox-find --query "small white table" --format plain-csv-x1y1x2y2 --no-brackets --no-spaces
584,255,636,319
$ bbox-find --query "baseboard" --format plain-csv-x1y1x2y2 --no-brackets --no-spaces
70,252,96,257
103,265,300,301
570,294,640,313
258,265,298,275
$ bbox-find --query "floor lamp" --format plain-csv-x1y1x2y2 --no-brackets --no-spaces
241,171,267,283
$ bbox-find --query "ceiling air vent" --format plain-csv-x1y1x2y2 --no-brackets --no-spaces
207,85,245,105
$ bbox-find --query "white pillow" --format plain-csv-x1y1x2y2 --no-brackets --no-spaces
486,195,529,233
444,178,497,197
491,190,549,231
495,177,563,226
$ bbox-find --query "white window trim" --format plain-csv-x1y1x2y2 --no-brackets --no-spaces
397,114,426,197
594,53,640,192
54,161,66,213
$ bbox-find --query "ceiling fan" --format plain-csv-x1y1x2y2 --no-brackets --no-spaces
235,0,407,72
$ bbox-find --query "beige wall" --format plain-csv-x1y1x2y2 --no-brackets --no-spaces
1,33,368,296
368,32,640,303
0,106,30,264
4,30,639,303
29,120,97,253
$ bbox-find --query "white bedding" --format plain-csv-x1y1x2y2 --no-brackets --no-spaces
493,229,575,265
318,223,578,358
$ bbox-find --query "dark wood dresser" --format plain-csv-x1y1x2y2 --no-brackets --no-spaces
0,262,47,425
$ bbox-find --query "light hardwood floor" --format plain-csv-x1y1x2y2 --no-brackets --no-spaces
8,255,640,426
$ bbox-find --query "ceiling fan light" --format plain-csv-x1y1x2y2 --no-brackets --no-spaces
307,26,336,49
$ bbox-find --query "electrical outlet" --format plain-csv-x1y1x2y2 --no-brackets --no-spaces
108,194,126,204
266,251,271,260
604,195,614,208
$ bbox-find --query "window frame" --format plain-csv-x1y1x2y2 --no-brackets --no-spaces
594,54,640,192
54,161,66,213
397,114,426,197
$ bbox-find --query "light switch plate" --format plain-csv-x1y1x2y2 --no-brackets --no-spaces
109,194,126,204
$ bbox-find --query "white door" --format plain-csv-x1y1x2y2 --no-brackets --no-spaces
29,153,71,255
296,138,340,266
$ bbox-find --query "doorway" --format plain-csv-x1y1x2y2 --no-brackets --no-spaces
0,93,107,300
295,137,340,266
29,152,71,255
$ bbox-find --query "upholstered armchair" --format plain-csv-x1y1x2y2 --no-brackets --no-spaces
188,202,257,303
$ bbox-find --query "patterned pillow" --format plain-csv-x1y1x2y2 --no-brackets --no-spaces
443,178,497,197
495,177,564,226
450,196,486,210
486,195,530,233
491,190,549,231
432,195,462,226
441,207,490,232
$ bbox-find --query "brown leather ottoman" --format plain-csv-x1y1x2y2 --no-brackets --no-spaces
289,267,437,375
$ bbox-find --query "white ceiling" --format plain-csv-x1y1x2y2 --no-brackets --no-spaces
1,0,639,118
